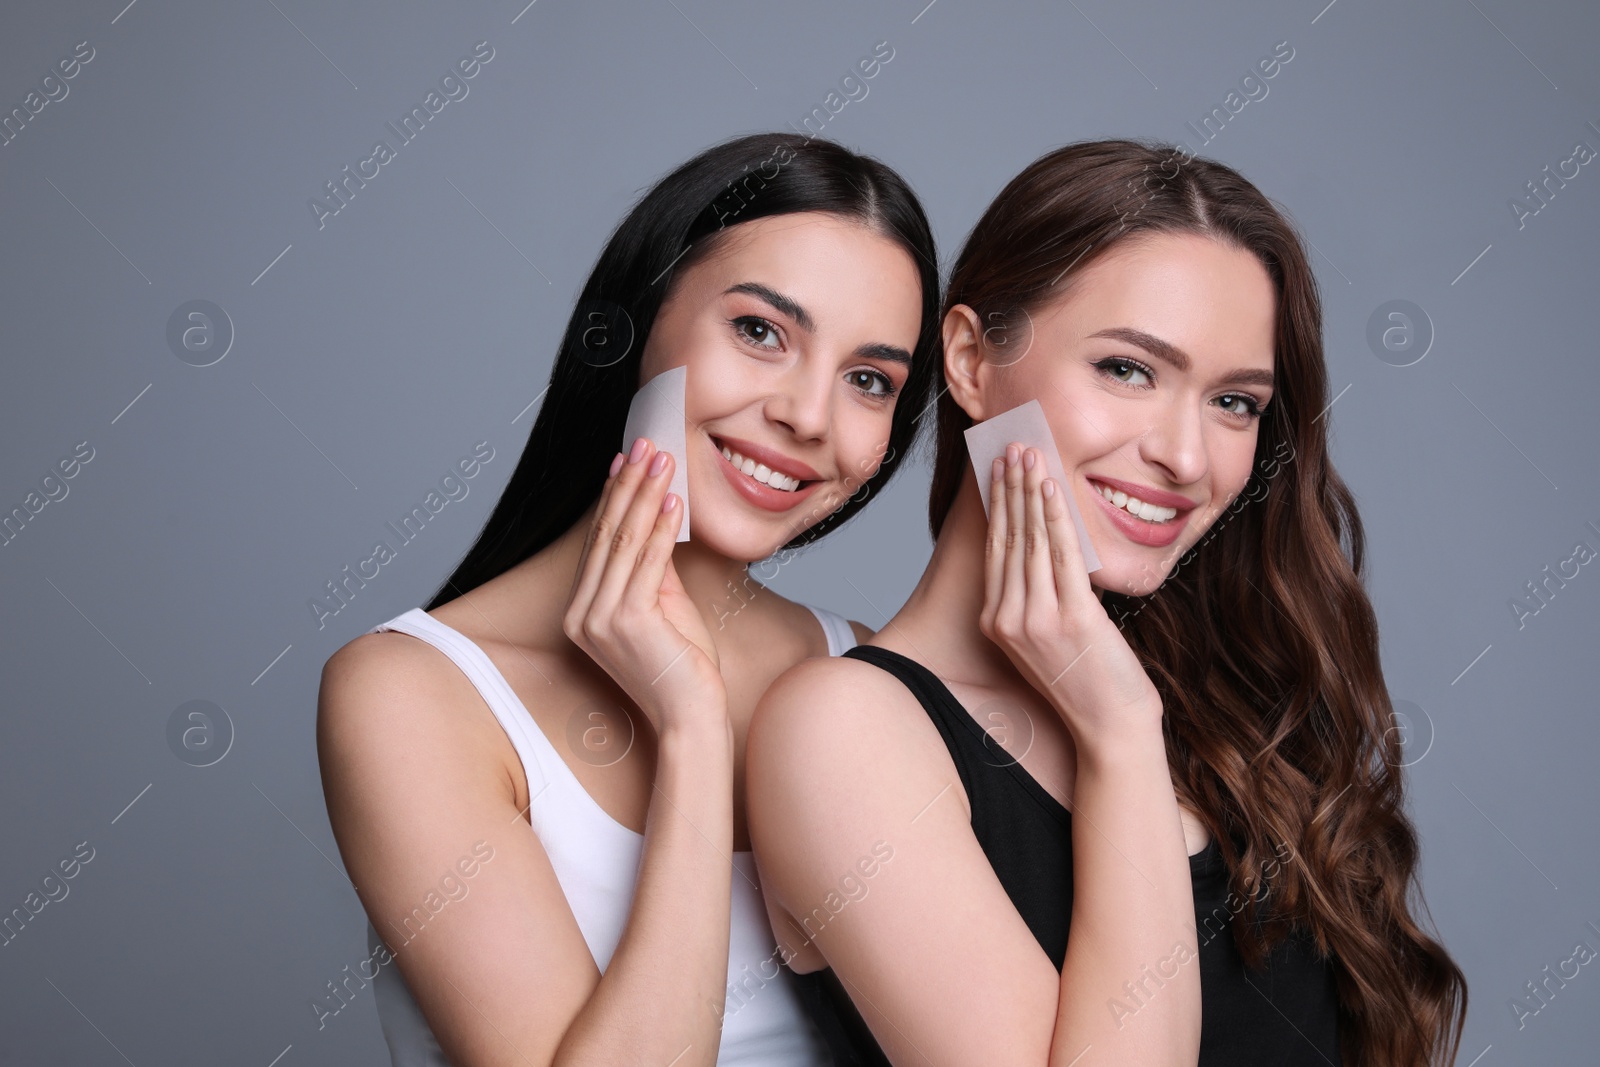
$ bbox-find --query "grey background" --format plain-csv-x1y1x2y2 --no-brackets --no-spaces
1,0,1596,1063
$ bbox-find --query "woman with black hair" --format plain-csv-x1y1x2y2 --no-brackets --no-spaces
317,131,941,1066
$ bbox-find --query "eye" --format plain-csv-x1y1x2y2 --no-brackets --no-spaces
1215,393,1265,422
847,369,897,400
1093,355,1154,387
730,315,782,350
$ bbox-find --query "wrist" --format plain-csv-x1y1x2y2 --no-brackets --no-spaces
657,702,733,747
1073,714,1167,775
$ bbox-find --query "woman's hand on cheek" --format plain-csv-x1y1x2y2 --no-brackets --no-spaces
563,438,727,734
977,444,1164,756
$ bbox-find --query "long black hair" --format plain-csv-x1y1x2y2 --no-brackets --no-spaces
425,132,941,610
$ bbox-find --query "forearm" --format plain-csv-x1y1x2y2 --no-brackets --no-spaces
554,713,736,1066
1051,728,1201,1067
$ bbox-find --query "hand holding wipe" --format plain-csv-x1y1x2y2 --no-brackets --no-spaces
964,399,1101,573
977,441,1164,750
622,365,692,542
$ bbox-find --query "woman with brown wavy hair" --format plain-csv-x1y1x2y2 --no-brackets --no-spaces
747,139,1467,1066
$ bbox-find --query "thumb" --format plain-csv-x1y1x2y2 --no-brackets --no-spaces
659,554,686,599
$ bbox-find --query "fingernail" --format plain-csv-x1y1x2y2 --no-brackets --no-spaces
662,492,679,512
648,450,669,476
1006,444,1019,466
1023,449,1036,471
629,437,648,464
992,457,1004,480
1043,479,1056,498
608,452,625,478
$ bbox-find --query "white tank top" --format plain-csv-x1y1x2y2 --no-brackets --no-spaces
362,601,856,1066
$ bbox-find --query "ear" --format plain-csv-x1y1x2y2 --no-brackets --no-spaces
941,304,989,422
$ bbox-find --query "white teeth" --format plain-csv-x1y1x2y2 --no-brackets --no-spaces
1094,481,1178,523
720,445,801,491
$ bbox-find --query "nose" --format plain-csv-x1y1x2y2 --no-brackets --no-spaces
763,356,833,443
1137,394,1208,488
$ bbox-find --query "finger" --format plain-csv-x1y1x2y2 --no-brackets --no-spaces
623,487,684,615
1000,442,1027,624
591,447,674,618
570,450,628,593
981,453,1007,631
1041,473,1095,608
571,437,656,615
1022,447,1058,612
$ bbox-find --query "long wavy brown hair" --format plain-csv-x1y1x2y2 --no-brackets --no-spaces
926,140,1467,1066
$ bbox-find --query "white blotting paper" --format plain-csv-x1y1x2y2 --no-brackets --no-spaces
964,398,1101,573
621,364,691,542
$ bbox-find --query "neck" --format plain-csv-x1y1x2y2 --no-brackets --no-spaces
892,470,1104,689
506,496,759,648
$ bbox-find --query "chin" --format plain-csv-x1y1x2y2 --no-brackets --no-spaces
686,452,832,564
687,510,794,565
1089,555,1180,599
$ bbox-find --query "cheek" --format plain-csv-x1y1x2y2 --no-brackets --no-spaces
836,407,898,481
1045,387,1129,469
683,345,760,426
1182,436,1259,540
1214,435,1262,501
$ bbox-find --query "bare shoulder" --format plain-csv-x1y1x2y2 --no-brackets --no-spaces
319,627,458,710
749,645,1064,1062
317,630,603,1062
746,644,965,881
317,629,516,806
316,628,522,862
747,647,931,767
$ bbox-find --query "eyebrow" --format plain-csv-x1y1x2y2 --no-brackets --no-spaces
726,282,913,367
726,282,814,333
1088,326,1275,389
854,341,913,367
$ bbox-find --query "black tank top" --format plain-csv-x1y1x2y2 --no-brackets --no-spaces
790,644,1343,1065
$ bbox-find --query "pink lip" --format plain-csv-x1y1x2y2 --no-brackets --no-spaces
712,435,824,513
1085,474,1197,511
1087,477,1191,548
711,434,822,482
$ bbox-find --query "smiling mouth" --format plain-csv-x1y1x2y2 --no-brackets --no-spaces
1088,479,1182,524
714,439,813,493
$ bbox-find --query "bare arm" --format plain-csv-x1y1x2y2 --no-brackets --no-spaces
748,661,1197,1067
1052,731,1198,1065
319,636,734,1066
553,710,735,1063
986,445,1200,1065
318,441,739,1066
747,446,1199,1066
